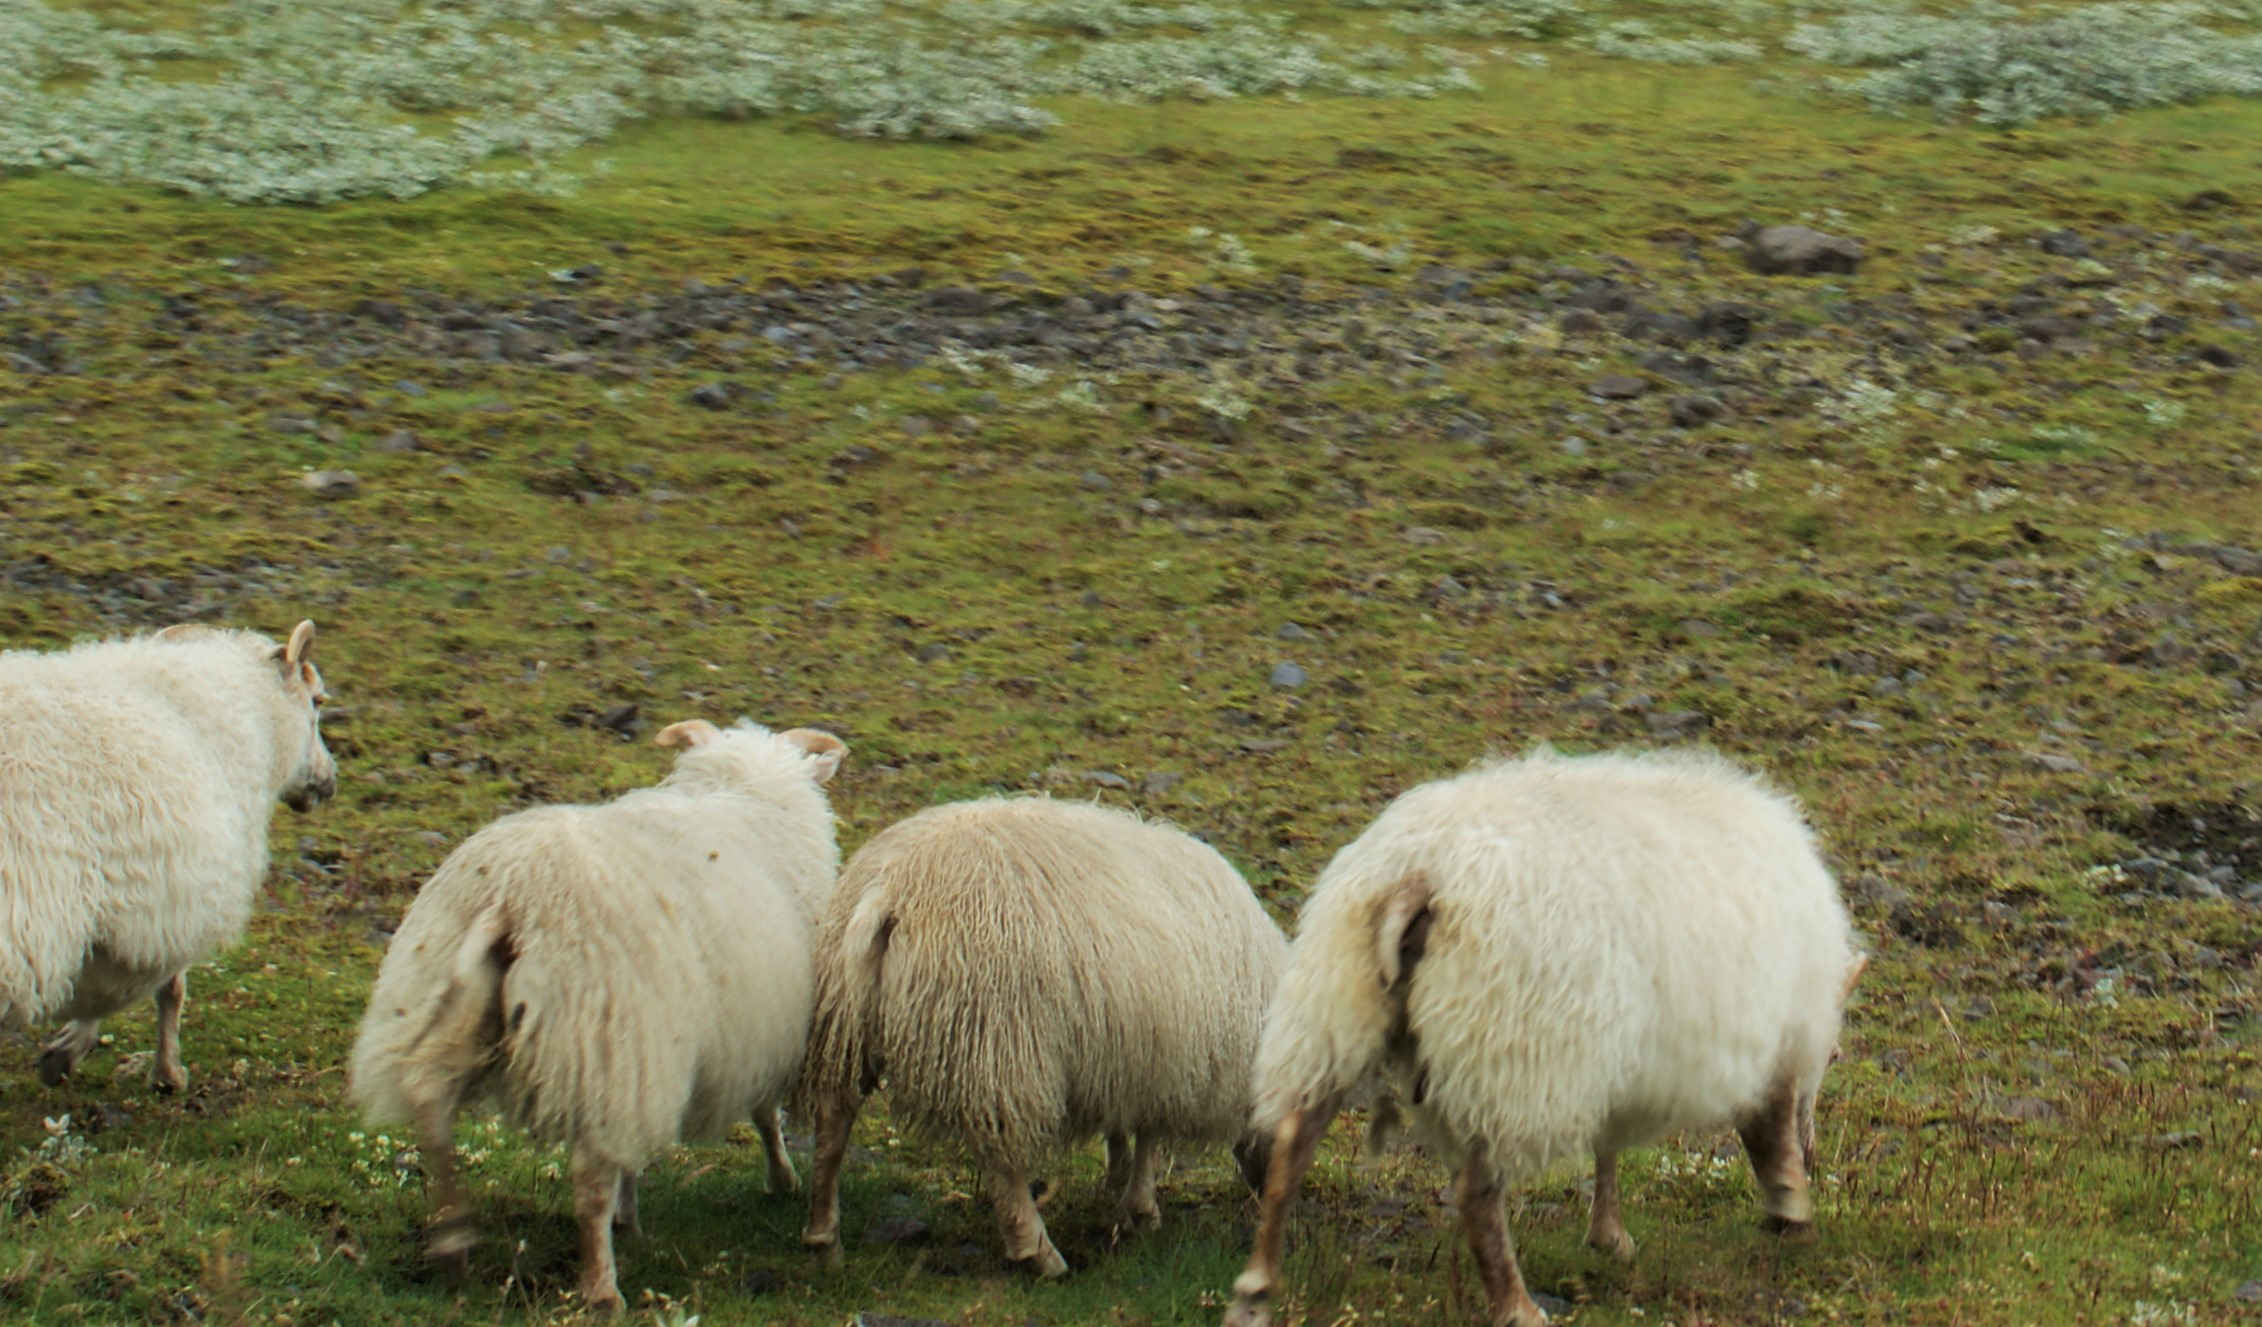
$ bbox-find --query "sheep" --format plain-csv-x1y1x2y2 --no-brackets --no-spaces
347,718,847,1314
1223,747,1866,1327
798,796,1288,1278
0,620,336,1094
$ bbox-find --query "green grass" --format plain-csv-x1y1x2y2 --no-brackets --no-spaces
5,11,2262,1327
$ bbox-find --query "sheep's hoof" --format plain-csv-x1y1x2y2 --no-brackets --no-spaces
800,1232,842,1268
1763,1214,1818,1244
1222,1292,1274,1327
580,1284,624,1316
151,1065,187,1096
426,1214,478,1267
1011,1244,1070,1280
35,1048,75,1088
767,1163,801,1195
1586,1227,1636,1261
1120,1202,1162,1233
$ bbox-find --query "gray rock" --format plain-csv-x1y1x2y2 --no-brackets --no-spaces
2170,870,2224,901
1270,662,1307,690
687,383,732,410
1277,622,1313,641
1083,770,1130,790
2026,751,2084,773
2037,229,2092,258
1744,224,1864,277
1589,373,1648,400
1559,437,1587,457
860,1215,931,1246
2235,1280,2262,1303
916,642,951,663
1668,394,1724,427
1141,771,1182,795
301,470,360,500
1644,709,1710,737
1080,470,1112,492
376,429,421,453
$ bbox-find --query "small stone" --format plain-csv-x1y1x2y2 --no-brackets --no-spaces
2145,1131,2203,1150
1998,1096,2059,1123
1559,437,1587,457
900,415,934,437
1277,623,1313,641
2234,1280,2262,1303
761,324,796,345
916,642,951,663
269,413,319,435
301,470,360,500
1645,709,1710,737
2027,751,2084,773
376,429,420,453
597,703,639,737
2196,344,2241,368
860,1216,931,1247
1083,770,1130,790
1141,771,1182,795
1589,373,1648,400
1402,526,1447,545
1080,470,1112,492
1744,224,1864,277
1270,662,1307,690
687,383,732,410
1668,394,1724,427
2037,229,2092,258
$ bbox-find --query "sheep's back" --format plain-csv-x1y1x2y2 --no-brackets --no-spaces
844,799,1282,1160
0,645,272,1022
357,793,814,1166
1326,751,1854,1176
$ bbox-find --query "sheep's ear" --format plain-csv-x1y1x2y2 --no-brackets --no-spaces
1840,952,1870,1004
654,719,722,750
1374,873,1435,991
274,620,316,667
780,727,847,784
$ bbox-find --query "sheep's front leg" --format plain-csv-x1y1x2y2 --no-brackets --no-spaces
986,1161,1068,1278
1119,1133,1163,1231
1738,1073,1815,1239
800,1089,860,1263
36,1019,102,1087
151,972,189,1094
1454,1146,1549,1327
1104,1130,1134,1195
757,1108,799,1194
1223,1093,1343,1327
614,1171,640,1238
573,1147,626,1315
1586,1148,1635,1260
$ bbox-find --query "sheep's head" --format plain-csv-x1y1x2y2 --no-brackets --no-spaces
268,620,336,811
653,719,848,790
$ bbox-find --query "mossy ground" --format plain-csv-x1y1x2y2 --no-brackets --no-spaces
3,27,2262,1327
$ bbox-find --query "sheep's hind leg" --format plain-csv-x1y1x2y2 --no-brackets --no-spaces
799,1088,860,1263
1455,1145,1550,1327
572,1146,626,1315
1119,1133,1163,1231
757,1107,799,1194
1223,1091,1345,1327
986,1162,1068,1279
1737,1071,1816,1240
150,972,188,1094
1585,1148,1635,1260
408,1083,475,1274
36,1019,102,1087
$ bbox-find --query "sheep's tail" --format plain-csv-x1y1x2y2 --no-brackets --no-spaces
794,889,894,1121
1250,871,1434,1138
350,905,512,1126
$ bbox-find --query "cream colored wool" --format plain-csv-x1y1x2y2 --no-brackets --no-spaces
800,796,1287,1272
1228,746,1862,1327
0,621,334,1088
347,720,844,1312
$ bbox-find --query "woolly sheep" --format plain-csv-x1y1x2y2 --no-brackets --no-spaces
0,620,336,1094
799,796,1288,1278
1224,748,1866,1327
347,718,847,1314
